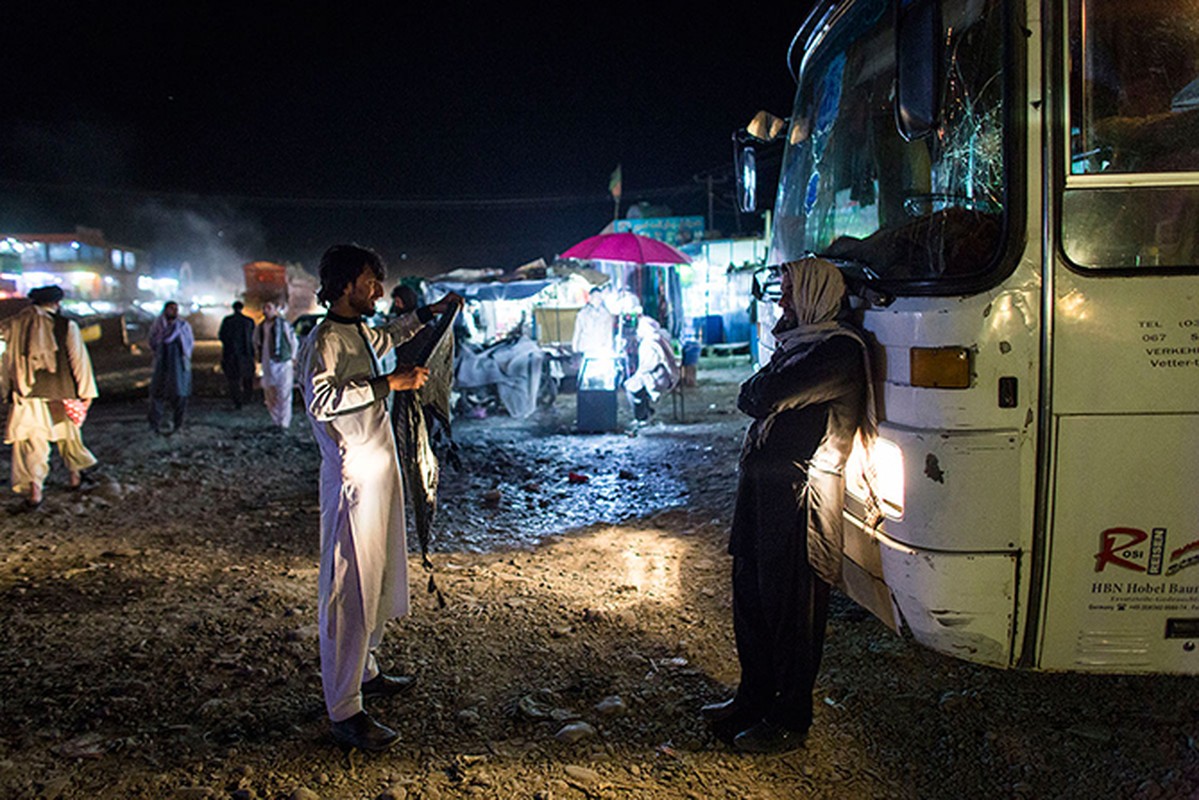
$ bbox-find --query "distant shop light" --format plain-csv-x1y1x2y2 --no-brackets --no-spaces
138,275,180,292
21,272,58,286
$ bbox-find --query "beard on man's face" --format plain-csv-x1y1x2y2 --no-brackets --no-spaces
355,294,378,315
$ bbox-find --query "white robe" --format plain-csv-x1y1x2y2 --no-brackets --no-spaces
254,318,298,428
299,310,424,721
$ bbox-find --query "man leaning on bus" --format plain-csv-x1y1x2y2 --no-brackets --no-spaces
703,257,877,754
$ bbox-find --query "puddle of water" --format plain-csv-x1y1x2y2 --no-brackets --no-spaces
428,423,736,552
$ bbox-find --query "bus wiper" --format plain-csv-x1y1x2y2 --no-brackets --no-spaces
812,253,880,282
810,253,893,307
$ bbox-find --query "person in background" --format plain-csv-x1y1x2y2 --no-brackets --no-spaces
389,284,419,318
622,315,679,425
148,301,194,435
218,300,256,409
702,257,875,754
253,300,298,429
299,243,461,751
1,285,99,508
571,286,616,359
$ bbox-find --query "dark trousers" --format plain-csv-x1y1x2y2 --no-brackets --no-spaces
149,395,188,432
224,358,254,408
631,388,653,421
730,488,830,733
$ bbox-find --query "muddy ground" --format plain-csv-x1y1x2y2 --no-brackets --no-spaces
1,357,1197,800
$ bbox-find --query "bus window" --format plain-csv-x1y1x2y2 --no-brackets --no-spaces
771,0,1011,289
1064,0,1199,272
1062,187,1199,269
1070,0,1199,175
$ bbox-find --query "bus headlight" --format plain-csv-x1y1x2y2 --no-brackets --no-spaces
846,435,905,519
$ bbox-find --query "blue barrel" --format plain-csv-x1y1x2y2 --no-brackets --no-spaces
703,314,725,344
682,341,701,366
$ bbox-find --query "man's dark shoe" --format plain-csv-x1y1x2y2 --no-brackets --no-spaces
710,711,763,747
733,720,807,754
701,697,746,723
330,711,399,751
361,672,416,697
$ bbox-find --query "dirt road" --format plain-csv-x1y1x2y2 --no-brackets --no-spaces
0,362,1196,799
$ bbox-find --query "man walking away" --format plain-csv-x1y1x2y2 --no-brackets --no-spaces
1,285,99,508
148,301,194,435
254,300,298,429
218,300,256,409
299,243,460,751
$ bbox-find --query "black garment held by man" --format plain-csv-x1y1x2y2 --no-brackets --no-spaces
705,258,872,755
218,301,256,408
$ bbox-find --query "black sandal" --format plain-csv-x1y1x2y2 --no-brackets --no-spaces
68,471,96,491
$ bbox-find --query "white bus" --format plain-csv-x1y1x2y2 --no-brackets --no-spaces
737,0,1199,672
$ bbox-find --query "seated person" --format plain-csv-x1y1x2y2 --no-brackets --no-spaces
623,316,679,424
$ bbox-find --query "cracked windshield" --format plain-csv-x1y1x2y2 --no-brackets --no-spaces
771,0,1007,282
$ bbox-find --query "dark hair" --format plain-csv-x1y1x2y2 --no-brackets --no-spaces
28,285,64,305
392,284,419,312
317,244,385,306
232,300,244,312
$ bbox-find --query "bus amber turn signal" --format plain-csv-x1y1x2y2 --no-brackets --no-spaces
909,347,972,389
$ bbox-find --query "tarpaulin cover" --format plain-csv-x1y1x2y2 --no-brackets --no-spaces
426,279,557,302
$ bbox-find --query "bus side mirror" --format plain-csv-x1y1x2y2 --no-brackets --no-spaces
895,0,942,142
732,111,788,214
733,134,759,213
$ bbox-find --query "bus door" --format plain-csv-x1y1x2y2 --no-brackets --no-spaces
1035,0,1199,673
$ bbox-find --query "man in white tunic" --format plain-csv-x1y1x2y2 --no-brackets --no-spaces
1,285,99,508
253,300,298,429
299,244,459,751
571,287,616,359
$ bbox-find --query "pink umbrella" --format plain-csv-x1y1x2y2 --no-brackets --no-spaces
559,232,691,265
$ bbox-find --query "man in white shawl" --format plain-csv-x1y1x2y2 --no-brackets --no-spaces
1,285,99,508
299,244,460,751
702,258,876,754
253,300,298,429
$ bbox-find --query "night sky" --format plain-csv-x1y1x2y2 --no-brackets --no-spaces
1,2,811,281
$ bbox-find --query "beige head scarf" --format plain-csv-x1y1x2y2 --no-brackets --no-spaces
768,257,877,435
788,256,847,328
771,257,856,358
